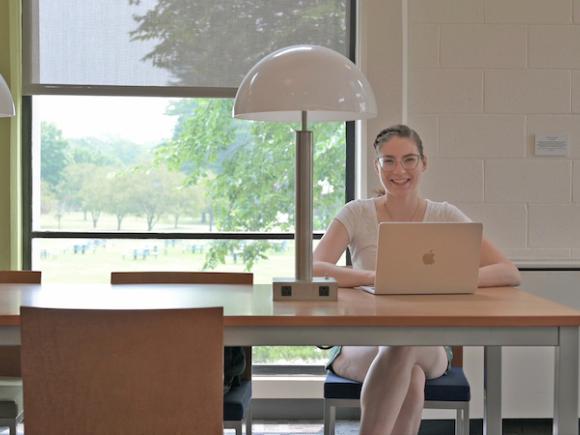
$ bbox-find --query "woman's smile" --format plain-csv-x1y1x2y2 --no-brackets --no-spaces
389,177,411,186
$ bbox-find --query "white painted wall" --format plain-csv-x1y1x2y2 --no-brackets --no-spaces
357,0,405,198
360,0,580,264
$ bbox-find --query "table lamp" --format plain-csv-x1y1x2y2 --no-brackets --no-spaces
233,45,377,301
0,74,15,117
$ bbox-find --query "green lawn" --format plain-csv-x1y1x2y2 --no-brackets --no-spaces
39,210,211,232
35,238,297,284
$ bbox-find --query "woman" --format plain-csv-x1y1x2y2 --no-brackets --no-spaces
313,124,520,435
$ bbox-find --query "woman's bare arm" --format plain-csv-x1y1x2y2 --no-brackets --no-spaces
478,238,521,288
313,219,375,287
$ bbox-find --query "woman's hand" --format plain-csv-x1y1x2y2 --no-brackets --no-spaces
478,262,521,288
364,269,376,286
314,261,375,288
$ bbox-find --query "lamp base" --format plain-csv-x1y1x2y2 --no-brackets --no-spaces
272,276,338,301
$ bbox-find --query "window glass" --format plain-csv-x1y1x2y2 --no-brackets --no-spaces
32,238,296,283
34,96,345,235
32,238,342,284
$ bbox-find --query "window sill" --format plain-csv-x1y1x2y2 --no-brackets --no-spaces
252,375,325,399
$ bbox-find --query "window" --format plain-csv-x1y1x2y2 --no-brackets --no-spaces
24,0,356,368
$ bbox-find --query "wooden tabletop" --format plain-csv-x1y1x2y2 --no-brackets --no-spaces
0,283,579,328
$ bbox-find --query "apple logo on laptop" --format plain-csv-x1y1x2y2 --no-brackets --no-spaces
422,250,435,265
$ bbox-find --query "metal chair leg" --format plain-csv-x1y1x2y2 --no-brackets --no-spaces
456,403,469,435
463,403,470,435
245,403,252,435
323,401,335,435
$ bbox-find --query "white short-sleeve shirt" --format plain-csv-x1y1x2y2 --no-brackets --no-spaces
335,198,471,271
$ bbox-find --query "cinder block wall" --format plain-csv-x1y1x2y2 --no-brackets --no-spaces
407,0,580,263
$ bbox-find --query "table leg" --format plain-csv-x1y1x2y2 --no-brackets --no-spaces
553,326,579,435
484,346,502,435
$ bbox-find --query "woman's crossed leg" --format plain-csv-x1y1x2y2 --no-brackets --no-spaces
331,345,448,435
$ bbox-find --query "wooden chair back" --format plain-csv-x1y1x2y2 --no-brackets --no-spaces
0,271,41,284
451,346,463,368
110,271,253,380
21,306,223,435
110,271,253,285
0,271,41,377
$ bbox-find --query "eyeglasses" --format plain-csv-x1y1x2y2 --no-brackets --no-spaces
377,154,422,171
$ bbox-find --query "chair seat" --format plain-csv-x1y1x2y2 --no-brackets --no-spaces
0,401,18,419
224,379,252,421
324,367,470,402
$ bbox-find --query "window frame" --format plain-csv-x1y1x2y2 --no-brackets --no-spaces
21,0,358,371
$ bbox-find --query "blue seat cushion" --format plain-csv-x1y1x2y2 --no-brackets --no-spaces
0,401,17,418
324,367,470,402
224,379,252,421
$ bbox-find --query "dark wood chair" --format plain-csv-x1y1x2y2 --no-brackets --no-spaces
20,306,223,435
0,270,41,435
110,271,253,286
0,271,41,284
110,271,253,435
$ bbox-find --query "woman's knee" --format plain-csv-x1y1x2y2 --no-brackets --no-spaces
333,346,379,383
376,345,417,368
376,346,447,379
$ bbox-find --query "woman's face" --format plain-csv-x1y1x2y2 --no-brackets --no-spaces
375,136,426,197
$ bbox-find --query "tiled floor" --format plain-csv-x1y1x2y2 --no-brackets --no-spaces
225,421,359,435
4,422,357,435
233,419,557,435
6,422,357,435
224,419,556,435
4,419,558,434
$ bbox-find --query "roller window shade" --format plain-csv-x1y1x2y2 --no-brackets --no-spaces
23,0,349,96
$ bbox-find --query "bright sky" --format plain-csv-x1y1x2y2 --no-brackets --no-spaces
35,95,178,145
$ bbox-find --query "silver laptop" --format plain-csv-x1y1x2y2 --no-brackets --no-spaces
360,222,482,295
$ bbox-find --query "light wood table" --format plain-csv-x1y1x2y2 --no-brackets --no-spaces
0,283,578,435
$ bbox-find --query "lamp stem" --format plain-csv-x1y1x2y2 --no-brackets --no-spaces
295,111,312,281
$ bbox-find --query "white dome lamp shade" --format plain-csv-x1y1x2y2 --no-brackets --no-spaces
0,74,15,118
233,45,377,122
233,45,377,301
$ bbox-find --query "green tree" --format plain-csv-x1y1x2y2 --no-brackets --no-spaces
78,166,115,228
103,169,143,231
40,183,67,230
157,99,236,180
41,122,70,188
69,137,146,166
131,165,181,231
40,183,56,215
128,0,347,86
48,162,99,229
158,99,345,271
129,0,348,269
166,182,206,229
58,163,96,214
